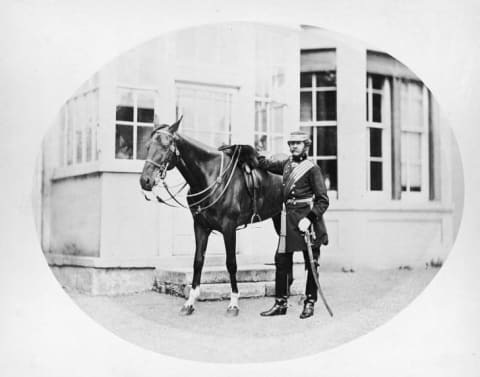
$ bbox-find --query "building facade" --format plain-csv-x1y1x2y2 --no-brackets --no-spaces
38,24,461,293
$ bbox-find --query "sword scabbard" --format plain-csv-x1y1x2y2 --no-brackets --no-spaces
304,231,334,317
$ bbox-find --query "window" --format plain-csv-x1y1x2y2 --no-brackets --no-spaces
175,84,233,147
60,89,99,167
300,69,337,191
254,101,285,154
367,51,433,200
253,28,289,153
366,74,391,192
115,88,157,160
400,80,429,195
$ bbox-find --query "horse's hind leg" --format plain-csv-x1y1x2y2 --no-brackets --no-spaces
180,221,210,315
223,224,240,316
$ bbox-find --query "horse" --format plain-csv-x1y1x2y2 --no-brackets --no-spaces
139,117,284,316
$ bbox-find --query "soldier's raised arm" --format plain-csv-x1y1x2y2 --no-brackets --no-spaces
256,154,286,175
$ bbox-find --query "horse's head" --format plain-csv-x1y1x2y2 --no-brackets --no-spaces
139,116,182,191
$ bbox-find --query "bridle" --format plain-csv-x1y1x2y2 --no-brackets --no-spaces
142,129,242,215
145,129,179,181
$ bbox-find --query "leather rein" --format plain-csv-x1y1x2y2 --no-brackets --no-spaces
143,130,242,215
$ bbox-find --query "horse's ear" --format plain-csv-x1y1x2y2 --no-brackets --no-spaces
169,115,183,134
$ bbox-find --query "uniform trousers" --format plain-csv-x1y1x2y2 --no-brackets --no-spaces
274,247,320,302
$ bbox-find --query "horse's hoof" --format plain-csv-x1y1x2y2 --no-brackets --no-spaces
180,305,195,316
226,306,239,317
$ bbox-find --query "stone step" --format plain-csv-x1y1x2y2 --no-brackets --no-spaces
153,263,312,300
154,280,307,301
154,264,276,285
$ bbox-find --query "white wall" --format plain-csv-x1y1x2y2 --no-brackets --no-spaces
39,23,460,271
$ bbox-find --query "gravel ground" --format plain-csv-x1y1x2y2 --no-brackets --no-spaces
71,267,439,363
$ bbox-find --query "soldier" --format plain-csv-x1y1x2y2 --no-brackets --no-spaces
258,130,329,319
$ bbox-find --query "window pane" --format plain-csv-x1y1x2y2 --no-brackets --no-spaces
372,93,382,122
196,92,212,133
116,106,134,122
138,108,154,123
409,97,423,129
316,126,337,156
116,90,134,121
409,163,422,191
67,103,73,165
407,132,421,163
370,161,383,190
317,159,337,191
272,105,283,133
300,73,312,88
212,93,229,133
300,92,312,121
255,102,267,133
213,132,230,148
115,124,133,159
271,136,283,153
75,128,82,163
370,128,382,157
176,89,195,131
366,93,369,121
86,128,92,162
59,108,66,166
254,134,268,152
316,91,336,121
315,71,336,87
136,126,152,160
176,86,232,146
371,75,383,90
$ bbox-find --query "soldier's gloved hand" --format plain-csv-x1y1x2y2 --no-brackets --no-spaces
298,218,311,233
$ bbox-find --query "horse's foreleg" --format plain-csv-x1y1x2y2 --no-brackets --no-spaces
223,225,240,316
180,221,210,315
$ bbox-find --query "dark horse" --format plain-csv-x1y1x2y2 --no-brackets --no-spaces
139,117,283,315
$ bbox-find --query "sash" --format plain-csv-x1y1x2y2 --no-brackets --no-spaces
283,159,315,197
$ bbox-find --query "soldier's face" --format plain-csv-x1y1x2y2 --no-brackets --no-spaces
288,141,306,156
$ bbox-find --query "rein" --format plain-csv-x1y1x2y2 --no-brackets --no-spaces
146,138,242,214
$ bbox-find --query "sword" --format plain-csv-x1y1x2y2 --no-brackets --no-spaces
304,230,334,317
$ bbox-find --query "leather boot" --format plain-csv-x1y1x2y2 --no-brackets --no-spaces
299,300,315,319
260,299,288,316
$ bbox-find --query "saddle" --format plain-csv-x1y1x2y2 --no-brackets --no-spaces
218,144,261,223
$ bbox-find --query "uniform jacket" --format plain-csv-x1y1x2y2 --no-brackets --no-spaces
258,154,329,252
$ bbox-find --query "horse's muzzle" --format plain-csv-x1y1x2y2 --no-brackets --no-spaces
139,175,154,191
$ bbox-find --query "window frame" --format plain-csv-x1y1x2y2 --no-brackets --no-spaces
114,86,159,161
61,88,99,167
254,97,286,154
299,70,338,195
365,74,392,197
175,81,235,148
399,80,430,200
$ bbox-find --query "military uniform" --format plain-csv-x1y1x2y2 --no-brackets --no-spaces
259,131,329,319
258,154,329,251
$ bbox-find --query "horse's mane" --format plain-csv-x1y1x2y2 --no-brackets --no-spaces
218,144,259,169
